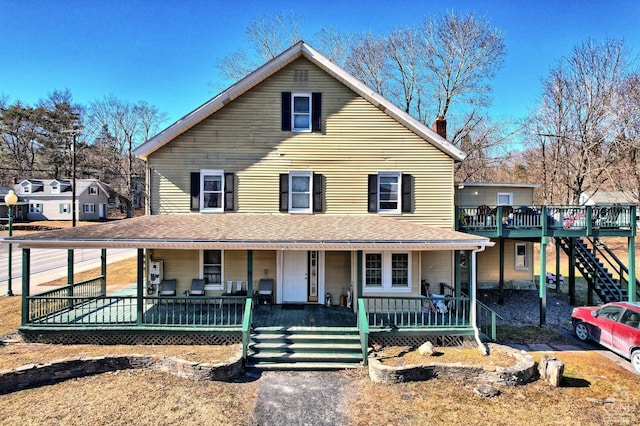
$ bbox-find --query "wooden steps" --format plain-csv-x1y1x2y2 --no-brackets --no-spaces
246,326,363,371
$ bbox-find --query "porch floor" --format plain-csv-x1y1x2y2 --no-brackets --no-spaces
252,304,357,328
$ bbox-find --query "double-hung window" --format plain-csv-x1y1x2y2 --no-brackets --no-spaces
378,172,401,213
59,203,70,214
292,94,312,132
289,171,312,213
29,203,43,214
200,170,224,212
84,204,95,214
363,251,411,292
497,192,513,205
89,186,99,195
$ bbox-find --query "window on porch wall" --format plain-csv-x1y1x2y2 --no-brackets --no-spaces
364,252,411,291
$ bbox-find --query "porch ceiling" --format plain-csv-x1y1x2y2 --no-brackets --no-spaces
4,214,492,250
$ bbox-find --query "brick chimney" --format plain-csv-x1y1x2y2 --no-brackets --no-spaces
432,116,446,139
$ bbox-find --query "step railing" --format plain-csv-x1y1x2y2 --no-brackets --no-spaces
476,300,503,341
590,238,640,300
242,298,253,360
357,299,369,366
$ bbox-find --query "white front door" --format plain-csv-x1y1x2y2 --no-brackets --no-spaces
283,251,308,302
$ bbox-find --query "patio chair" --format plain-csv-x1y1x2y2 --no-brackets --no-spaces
157,279,177,304
185,278,205,296
256,278,274,307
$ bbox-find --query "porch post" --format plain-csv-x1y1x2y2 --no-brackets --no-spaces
454,250,462,314
21,248,30,326
466,250,472,295
100,249,107,295
67,249,74,309
539,237,548,326
247,250,253,295
356,251,363,302
629,236,636,303
498,239,505,305
569,238,576,305
136,248,144,326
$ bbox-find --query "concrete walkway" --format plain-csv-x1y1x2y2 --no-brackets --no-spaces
251,370,351,426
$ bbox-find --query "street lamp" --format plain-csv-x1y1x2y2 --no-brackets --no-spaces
4,189,18,296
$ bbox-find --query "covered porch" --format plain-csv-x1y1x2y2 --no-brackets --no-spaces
6,214,496,355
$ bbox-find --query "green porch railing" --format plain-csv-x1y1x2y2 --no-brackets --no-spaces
357,299,370,366
361,296,471,329
26,295,248,327
476,300,503,341
457,204,636,234
28,276,104,320
241,298,253,360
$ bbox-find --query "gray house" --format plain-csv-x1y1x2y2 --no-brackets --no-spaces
15,179,111,221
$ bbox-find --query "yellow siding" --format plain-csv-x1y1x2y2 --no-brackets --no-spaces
325,251,351,299
152,249,199,294
149,57,454,227
456,186,535,207
421,251,453,285
477,240,535,287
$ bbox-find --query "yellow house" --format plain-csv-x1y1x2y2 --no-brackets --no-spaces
9,42,501,364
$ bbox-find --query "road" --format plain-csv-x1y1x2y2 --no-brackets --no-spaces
0,246,136,295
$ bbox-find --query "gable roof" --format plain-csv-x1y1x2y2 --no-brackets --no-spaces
134,41,466,162
580,191,638,205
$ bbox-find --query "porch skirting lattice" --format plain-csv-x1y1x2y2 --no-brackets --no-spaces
19,330,242,346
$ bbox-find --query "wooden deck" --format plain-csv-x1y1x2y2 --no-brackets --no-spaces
253,304,357,328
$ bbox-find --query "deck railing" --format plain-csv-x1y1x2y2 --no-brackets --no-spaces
28,276,105,320
357,299,370,366
26,294,248,327
457,205,636,234
360,296,471,329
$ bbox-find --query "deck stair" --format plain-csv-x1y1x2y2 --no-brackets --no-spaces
246,326,363,371
557,237,636,303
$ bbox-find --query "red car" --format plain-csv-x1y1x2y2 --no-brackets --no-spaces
571,301,640,375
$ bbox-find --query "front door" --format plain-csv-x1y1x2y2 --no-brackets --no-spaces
283,251,308,302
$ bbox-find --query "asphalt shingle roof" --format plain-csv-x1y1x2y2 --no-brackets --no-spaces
6,214,491,250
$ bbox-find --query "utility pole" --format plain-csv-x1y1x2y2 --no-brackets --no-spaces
63,126,83,227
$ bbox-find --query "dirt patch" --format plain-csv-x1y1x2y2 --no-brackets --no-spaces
375,345,517,368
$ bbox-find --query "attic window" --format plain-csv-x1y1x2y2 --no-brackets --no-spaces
293,69,308,82
51,183,59,194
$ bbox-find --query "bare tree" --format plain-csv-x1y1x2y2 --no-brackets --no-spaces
530,38,630,204
87,96,166,217
216,11,303,84
344,33,390,96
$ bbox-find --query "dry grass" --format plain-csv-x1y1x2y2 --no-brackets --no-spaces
0,369,258,425
344,351,640,425
374,345,516,368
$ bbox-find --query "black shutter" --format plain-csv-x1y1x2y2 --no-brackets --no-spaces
281,92,291,131
279,173,289,212
190,172,200,211
224,172,235,211
312,92,322,132
368,174,378,213
313,173,323,212
402,174,413,213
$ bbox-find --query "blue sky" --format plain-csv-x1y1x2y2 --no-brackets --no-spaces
2,0,639,128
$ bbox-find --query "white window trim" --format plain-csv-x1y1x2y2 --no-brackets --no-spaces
51,184,60,194
497,192,513,205
288,171,313,214
88,186,98,195
30,203,43,213
60,203,70,213
515,243,528,270
201,249,224,291
22,184,31,194
291,93,312,132
200,169,224,212
84,203,95,213
363,251,412,293
377,171,401,214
